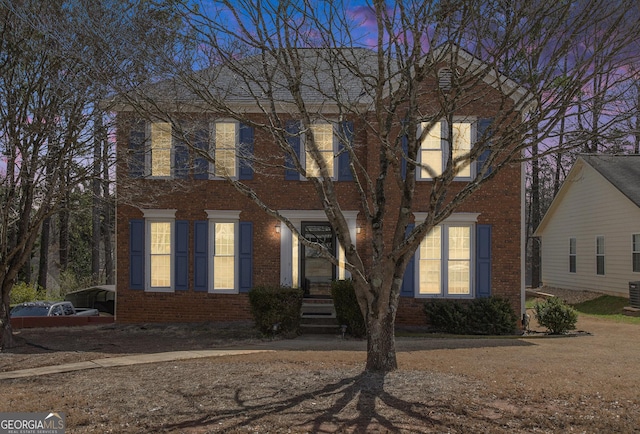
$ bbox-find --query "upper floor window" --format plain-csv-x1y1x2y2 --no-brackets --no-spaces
285,120,354,181
633,234,640,273
150,122,172,177
418,120,473,180
211,121,237,178
306,123,335,178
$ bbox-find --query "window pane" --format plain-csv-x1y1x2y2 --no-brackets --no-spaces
448,261,470,294
452,122,471,177
419,227,441,295
214,123,237,177
596,236,605,254
448,226,470,260
150,222,171,254
150,255,171,287
597,256,605,275
420,122,441,149
419,260,441,294
151,122,171,177
634,253,640,273
420,149,443,178
214,256,235,289
215,223,235,255
307,123,334,177
569,238,576,255
569,256,576,273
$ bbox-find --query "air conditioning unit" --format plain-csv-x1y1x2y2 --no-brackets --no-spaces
629,282,640,309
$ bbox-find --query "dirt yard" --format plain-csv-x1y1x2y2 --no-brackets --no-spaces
1,296,639,433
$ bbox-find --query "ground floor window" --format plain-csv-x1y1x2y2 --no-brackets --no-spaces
569,237,577,273
207,211,240,293
143,209,177,292
417,223,473,297
596,235,605,276
633,234,640,273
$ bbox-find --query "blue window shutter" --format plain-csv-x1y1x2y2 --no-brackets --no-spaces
194,221,209,291
239,123,254,180
129,219,144,290
400,224,416,297
174,138,189,179
129,120,145,178
476,224,492,298
194,127,209,180
477,118,493,178
285,120,301,180
239,222,253,293
338,121,354,181
175,220,189,290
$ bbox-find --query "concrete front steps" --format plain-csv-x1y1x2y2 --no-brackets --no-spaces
300,298,341,335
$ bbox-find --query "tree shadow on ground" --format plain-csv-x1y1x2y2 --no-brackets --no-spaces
163,371,444,433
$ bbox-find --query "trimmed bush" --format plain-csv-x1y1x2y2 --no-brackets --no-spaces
248,286,303,336
424,296,517,335
534,296,578,334
331,280,366,338
466,296,519,335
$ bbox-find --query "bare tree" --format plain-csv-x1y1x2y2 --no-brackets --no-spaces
109,0,640,371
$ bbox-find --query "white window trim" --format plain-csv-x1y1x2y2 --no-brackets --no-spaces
146,121,174,179
206,120,240,180
142,209,177,292
596,235,605,276
278,210,358,288
417,118,477,182
300,121,338,180
206,210,241,293
413,213,479,298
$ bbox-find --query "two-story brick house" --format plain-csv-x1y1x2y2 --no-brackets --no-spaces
113,47,525,325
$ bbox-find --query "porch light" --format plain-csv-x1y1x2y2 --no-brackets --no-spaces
275,222,281,233
356,225,362,234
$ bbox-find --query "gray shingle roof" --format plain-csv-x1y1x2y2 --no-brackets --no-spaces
582,154,640,207
134,48,383,107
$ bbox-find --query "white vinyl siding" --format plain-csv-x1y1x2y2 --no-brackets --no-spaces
538,162,640,296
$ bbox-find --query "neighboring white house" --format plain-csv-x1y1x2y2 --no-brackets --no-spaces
534,154,640,297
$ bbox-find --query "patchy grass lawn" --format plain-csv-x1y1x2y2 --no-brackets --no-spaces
573,295,640,324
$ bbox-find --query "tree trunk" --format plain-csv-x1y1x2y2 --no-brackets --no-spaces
92,109,102,283
37,217,51,290
365,311,397,372
0,280,14,349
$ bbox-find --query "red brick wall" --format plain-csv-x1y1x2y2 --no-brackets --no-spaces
114,78,522,325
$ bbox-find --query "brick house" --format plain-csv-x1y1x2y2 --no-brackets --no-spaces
113,48,526,325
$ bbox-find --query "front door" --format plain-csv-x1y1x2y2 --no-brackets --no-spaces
301,222,335,296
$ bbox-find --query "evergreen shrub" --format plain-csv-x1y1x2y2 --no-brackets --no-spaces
248,286,303,336
330,280,366,338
